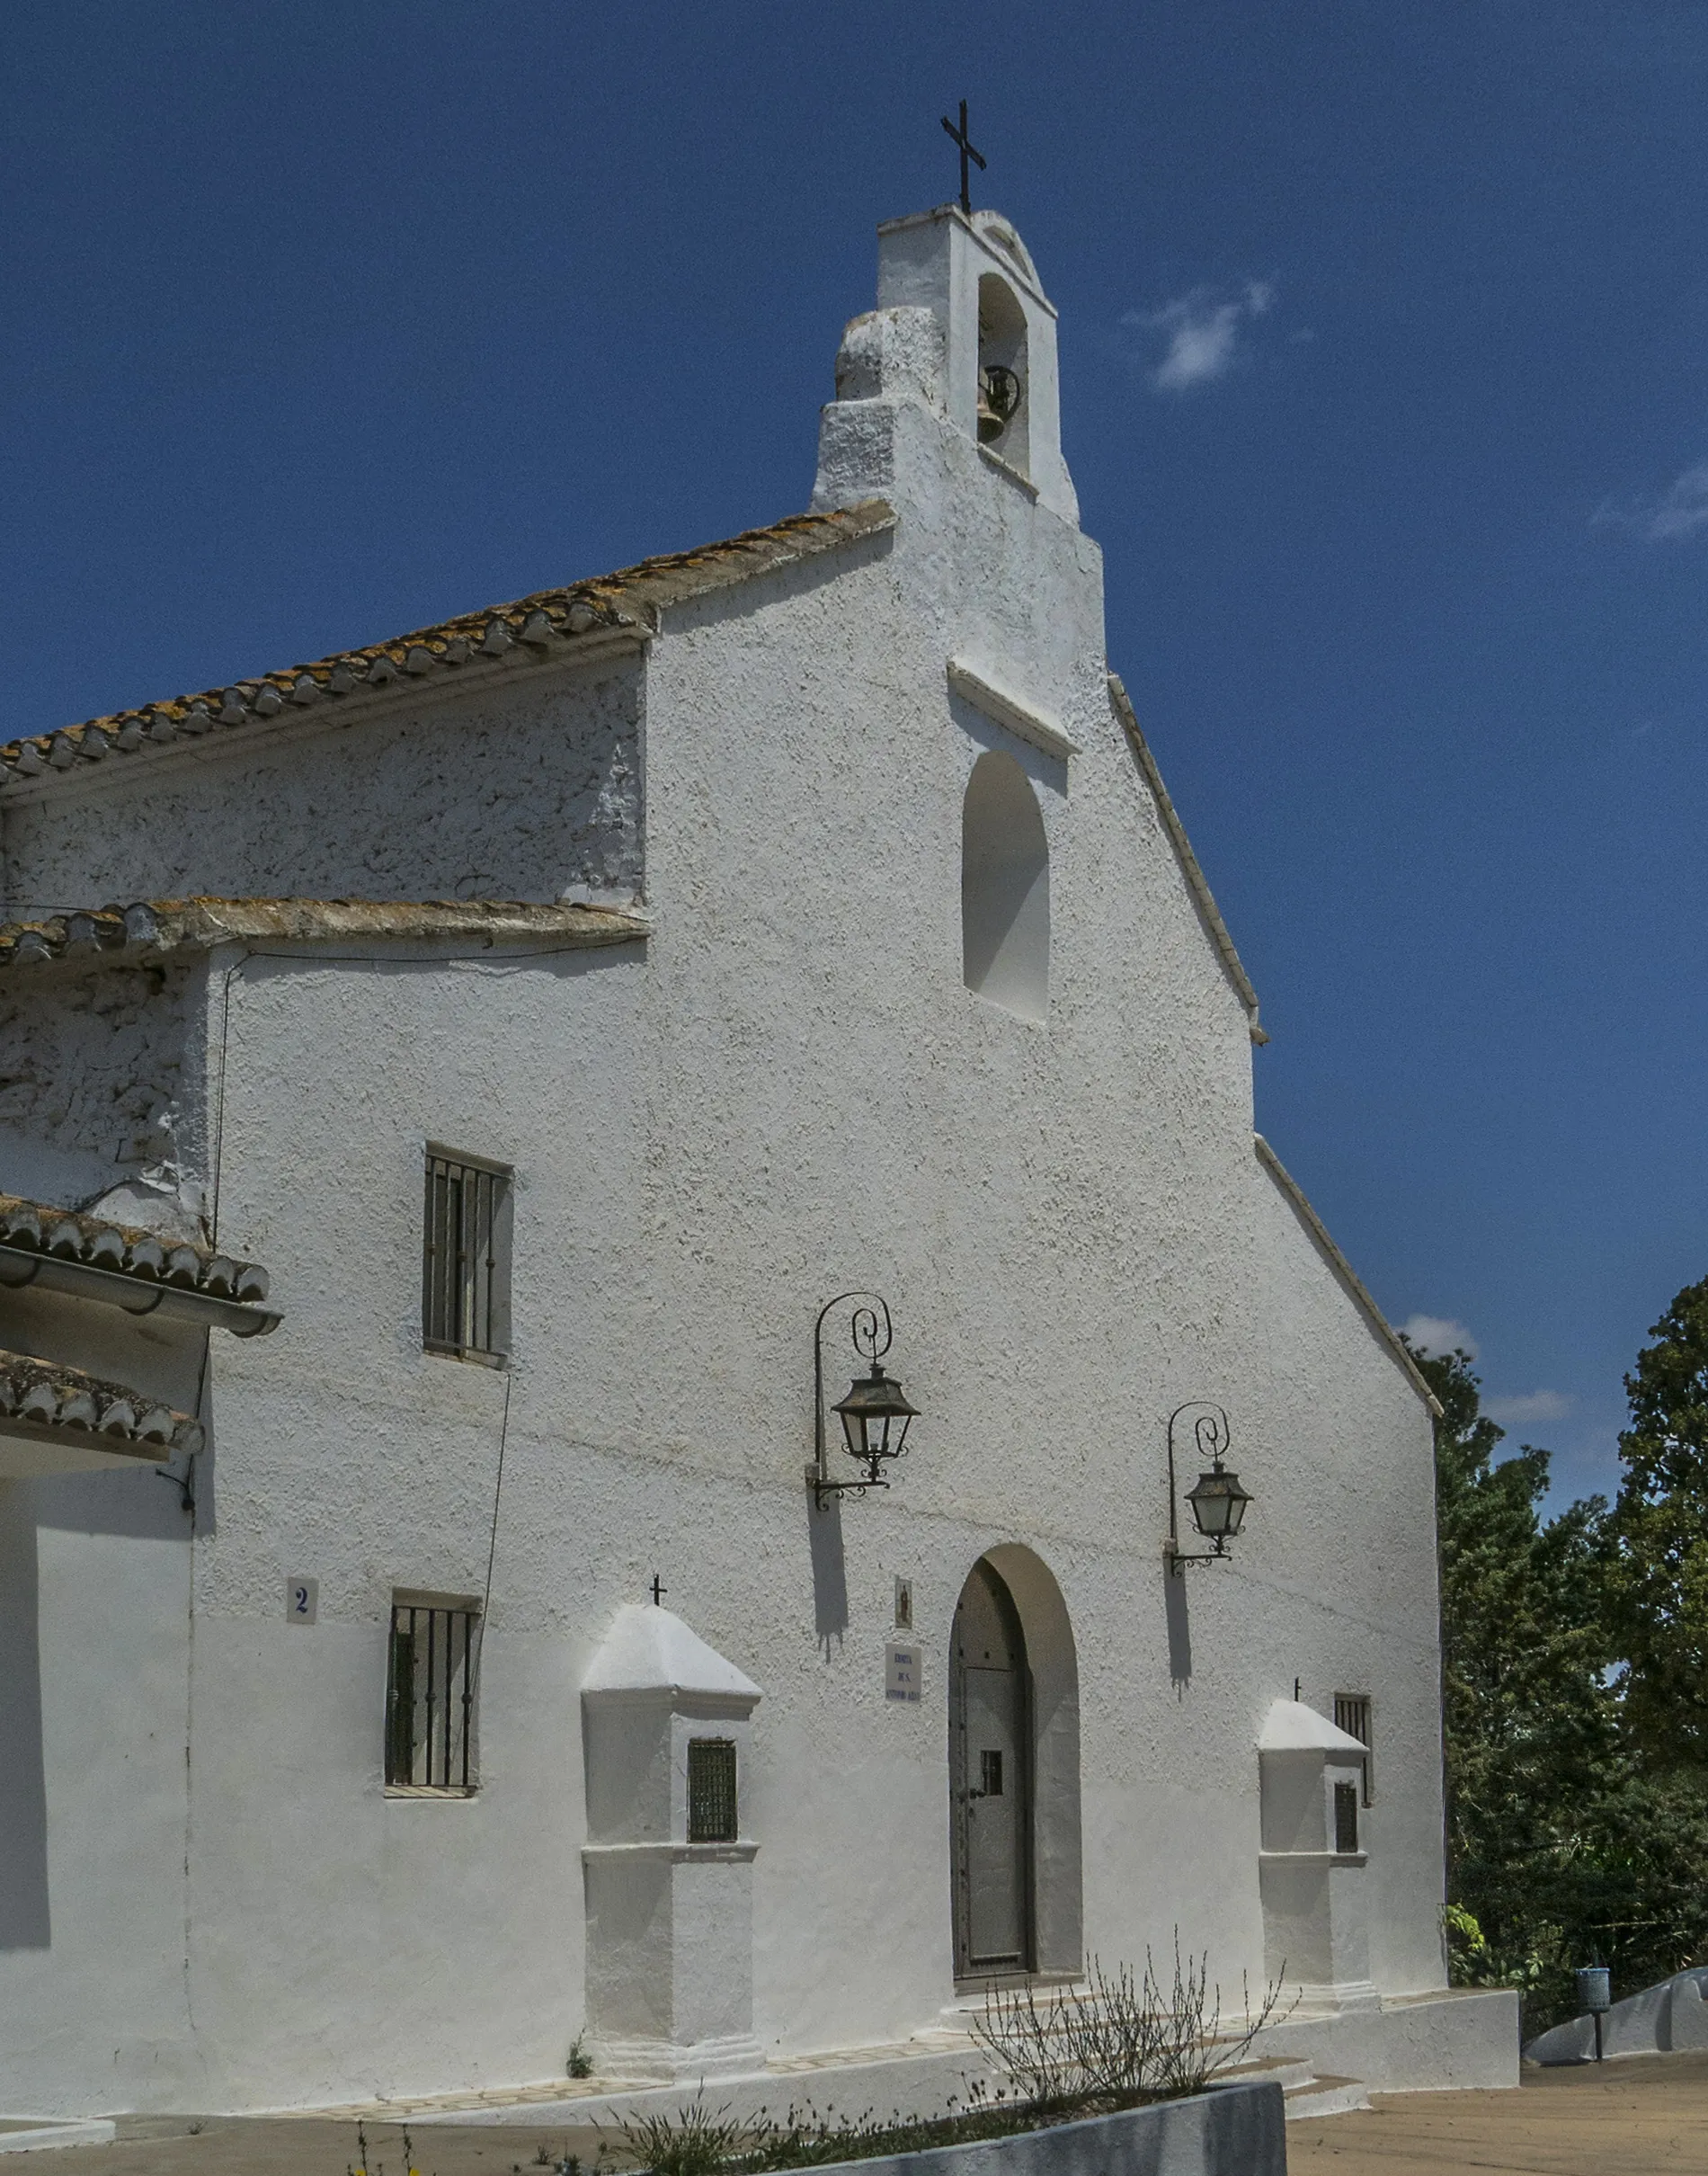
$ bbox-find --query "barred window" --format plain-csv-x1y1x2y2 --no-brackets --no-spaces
687,1737,738,1844
1334,1780,1360,1854
1333,1693,1374,1806
386,1600,479,1792
423,1147,511,1361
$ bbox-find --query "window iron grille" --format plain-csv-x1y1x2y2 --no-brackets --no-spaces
1333,1780,1360,1855
1333,1693,1374,1806
687,1737,738,1843
386,1602,478,1791
423,1150,510,1360
980,1748,1004,1797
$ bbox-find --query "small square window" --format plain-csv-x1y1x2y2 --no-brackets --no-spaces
423,1147,512,1361
386,1599,479,1793
687,1738,738,1843
1334,1693,1374,1806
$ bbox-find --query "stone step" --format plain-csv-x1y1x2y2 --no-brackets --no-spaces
0,2120,118,2154
1210,2056,1316,2094
1283,2073,1372,2120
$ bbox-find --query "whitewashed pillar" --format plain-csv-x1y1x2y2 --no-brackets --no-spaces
1257,1699,1377,2012
581,1605,762,2080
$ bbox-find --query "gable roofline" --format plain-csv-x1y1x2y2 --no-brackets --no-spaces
1254,1133,1443,1418
1,503,894,797
1108,673,1267,1047
0,897,648,977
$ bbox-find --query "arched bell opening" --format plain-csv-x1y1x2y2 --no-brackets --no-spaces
948,1547,1081,1982
962,749,1050,1021
977,273,1030,475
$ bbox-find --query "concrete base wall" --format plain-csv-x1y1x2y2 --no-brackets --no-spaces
1252,1986,1519,2092
431,2082,1285,2176
410,1984,1516,2132
1526,1967,1708,2065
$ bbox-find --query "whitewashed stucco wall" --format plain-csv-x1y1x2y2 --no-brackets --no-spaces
0,225,1446,2113
0,957,212,1217
0,655,643,912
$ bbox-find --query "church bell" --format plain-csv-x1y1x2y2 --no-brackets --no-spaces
977,363,1023,443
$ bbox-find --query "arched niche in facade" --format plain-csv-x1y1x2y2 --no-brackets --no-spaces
977,272,1030,475
962,749,1050,1021
947,1545,1081,1979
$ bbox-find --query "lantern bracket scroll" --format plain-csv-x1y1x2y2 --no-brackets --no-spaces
806,1291,921,1511
1164,1401,1253,1574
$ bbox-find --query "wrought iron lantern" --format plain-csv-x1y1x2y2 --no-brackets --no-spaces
808,1291,920,1508
1165,1402,1252,1574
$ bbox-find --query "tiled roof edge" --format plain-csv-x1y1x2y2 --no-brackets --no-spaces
1108,673,1267,1046
0,1349,204,1457
0,1193,269,1304
1253,1135,1443,1418
0,897,649,973
2,502,894,790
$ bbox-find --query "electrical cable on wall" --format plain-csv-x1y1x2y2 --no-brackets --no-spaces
473,1369,513,1699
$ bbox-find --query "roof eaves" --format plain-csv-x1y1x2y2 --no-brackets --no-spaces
0,1349,203,1460
0,1193,273,1327
0,897,649,975
1108,673,1267,1047
2,501,894,795
1253,1134,1443,1418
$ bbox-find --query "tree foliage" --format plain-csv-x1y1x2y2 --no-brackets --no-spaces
1608,1275,1708,1762
1418,1317,1708,2027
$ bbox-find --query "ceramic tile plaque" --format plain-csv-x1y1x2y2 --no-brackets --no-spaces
885,1641,922,1702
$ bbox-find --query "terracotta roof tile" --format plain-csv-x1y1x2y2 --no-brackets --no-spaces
0,1348,203,1458
0,1192,269,1305
1,503,894,790
0,896,649,973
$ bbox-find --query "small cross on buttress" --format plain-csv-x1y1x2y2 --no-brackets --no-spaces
649,1574,667,1606
940,100,986,218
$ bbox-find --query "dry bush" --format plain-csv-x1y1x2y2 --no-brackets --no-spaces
969,1935,1294,2107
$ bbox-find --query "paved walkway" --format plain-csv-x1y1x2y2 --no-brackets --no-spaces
1290,2050,1708,2174
18,2053,1708,2176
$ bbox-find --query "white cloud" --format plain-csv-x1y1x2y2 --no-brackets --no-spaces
1399,1314,1479,1360
1485,1389,1574,1429
1647,463,1708,538
1125,281,1275,394
1594,461,1708,540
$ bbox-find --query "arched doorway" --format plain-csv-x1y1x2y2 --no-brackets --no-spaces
948,1548,1082,1984
950,1559,1034,1975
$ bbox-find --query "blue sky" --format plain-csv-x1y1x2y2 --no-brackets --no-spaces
5,1,1707,1508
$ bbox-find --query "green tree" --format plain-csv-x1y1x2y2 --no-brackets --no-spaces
1422,1314,1708,2022
1608,1276,1708,1763
1414,1341,1615,2015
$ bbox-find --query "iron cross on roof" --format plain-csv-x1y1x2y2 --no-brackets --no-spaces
940,100,986,218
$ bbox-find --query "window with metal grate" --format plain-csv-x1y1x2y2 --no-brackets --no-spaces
1333,1693,1374,1806
687,1737,738,1843
386,1601,479,1792
1333,1780,1360,1855
423,1147,512,1361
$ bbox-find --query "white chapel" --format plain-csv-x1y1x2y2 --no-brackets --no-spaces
0,201,1513,2118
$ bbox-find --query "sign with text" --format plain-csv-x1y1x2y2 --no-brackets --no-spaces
286,1577,318,1626
885,1642,922,1703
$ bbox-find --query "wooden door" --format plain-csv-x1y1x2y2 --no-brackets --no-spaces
950,1559,1032,1975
